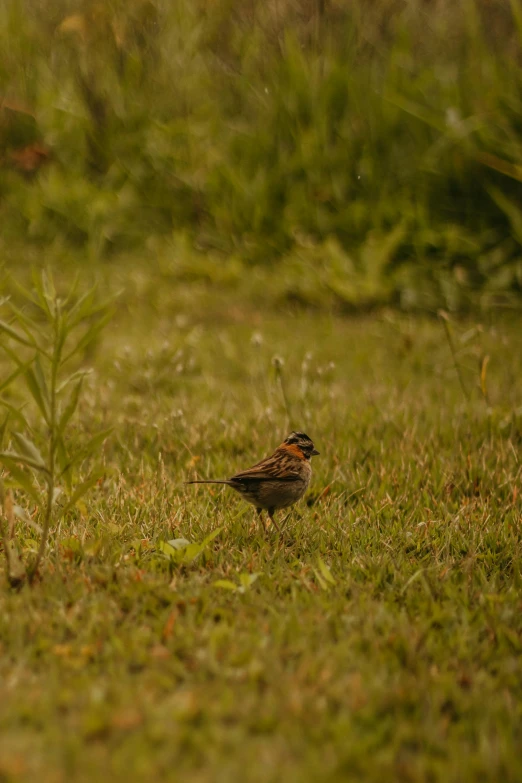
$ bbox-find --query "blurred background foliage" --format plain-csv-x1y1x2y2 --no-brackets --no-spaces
1,0,522,310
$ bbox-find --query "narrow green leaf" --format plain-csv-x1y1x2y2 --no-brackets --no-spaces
1,342,31,370
213,580,238,591
0,450,49,475
0,361,29,395
64,310,114,363
58,469,103,519
13,505,43,534
75,427,113,460
0,413,9,448
33,271,57,326
200,526,224,547
384,91,445,132
8,300,37,331
0,458,41,503
12,276,41,309
159,528,222,565
57,428,112,477
317,558,336,585
0,400,29,431
33,269,56,318
313,568,329,591
166,538,191,549
60,273,80,310
41,269,57,303
0,319,35,347
57,369,91,394
67,288,97,325
68,288,118,328
0,364,22,393
159,539,193,564
34,354,49,399
401,568,426,595
181,527,223,564
158,540,180,559
59,376,83,432
9,301,44,349
11,432,46,469
25,362,50,423
180,542,206,562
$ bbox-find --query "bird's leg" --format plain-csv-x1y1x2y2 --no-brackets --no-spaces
268,508,281,533
256,507,266,533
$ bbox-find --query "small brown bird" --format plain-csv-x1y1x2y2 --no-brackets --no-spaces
186,431,320,531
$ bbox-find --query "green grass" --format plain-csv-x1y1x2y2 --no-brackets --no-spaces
2,0,522,304
1,261,522,781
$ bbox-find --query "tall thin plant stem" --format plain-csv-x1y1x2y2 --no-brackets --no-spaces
439,311,469,402
28,300,59,582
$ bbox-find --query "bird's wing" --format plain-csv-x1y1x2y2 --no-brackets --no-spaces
230,450,302,482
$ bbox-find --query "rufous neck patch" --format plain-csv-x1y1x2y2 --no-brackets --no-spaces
280,443,305,459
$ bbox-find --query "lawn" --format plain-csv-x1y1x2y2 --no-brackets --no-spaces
1,261,521,782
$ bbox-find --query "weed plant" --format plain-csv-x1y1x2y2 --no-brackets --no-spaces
0,271,112,584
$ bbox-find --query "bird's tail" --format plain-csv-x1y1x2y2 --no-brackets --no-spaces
185,479,230,485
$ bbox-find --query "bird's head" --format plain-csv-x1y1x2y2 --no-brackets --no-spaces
283,431,320,460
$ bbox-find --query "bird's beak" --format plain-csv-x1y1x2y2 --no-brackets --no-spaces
312,448,320,456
